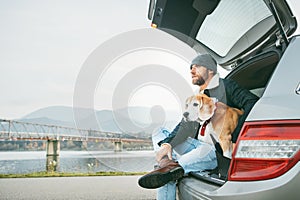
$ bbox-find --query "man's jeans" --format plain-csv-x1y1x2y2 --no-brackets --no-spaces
152,128,217,200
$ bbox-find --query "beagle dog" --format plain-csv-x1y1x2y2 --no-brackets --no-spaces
183,93,244,158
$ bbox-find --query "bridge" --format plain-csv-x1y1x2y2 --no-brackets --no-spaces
0,119,152,171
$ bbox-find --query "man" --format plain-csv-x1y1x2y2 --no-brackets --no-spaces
138,54,259,200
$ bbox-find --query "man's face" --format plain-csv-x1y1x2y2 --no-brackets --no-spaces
190,64,209,86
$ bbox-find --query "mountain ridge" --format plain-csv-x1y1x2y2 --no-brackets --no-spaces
18,105,181,135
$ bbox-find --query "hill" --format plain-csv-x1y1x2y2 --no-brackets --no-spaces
19,106,181,137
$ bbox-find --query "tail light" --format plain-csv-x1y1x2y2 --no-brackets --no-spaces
228,120,300,181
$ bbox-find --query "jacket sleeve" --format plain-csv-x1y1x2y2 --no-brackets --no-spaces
157,121,181,146
158,119,200,148
224,79,259,143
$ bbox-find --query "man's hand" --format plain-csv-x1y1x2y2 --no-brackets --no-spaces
156,143,172,162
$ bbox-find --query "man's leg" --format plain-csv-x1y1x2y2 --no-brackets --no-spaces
175,137,217,174
153,128,177,200
139,128,183,186
153,138,217,200
152,128,171,152
156,181,176,200
139,131,217,199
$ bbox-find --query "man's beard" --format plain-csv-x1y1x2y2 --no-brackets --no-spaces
194,76,205,86
193,70,208,86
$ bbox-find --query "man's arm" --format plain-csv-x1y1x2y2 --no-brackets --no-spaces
158,120,200,148
155,120,200,162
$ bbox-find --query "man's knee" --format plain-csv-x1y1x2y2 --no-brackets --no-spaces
152,128,171,151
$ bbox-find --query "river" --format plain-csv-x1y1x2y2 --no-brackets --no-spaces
0,150,156,174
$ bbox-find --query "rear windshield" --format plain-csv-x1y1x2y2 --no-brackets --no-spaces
196,0,274,57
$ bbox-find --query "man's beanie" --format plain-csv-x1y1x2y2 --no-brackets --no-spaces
190,54,217,72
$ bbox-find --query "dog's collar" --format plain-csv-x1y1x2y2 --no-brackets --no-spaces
199,100,217,136
199,118,211,136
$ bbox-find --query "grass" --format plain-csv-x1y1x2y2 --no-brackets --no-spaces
0,171,147,178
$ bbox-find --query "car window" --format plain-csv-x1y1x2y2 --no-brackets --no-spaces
196,0,274,57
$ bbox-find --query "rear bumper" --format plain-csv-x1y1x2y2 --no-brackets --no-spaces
178,162,300,200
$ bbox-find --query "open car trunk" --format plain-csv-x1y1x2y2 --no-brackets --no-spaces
189,47,282,185
148,0,296,187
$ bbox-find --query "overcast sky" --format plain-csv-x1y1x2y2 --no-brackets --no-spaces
1,0,300,120
0,0,160,119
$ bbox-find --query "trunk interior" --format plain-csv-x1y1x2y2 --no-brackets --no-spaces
189,47,282,185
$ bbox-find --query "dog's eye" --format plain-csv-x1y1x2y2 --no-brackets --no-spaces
193,103,199,107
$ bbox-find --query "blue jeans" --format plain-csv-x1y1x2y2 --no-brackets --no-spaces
152,128,217,200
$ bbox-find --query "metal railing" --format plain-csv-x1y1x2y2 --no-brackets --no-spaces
0,119,149,143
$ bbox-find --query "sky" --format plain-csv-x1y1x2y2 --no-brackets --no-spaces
0,0,173,119
1,0,300,120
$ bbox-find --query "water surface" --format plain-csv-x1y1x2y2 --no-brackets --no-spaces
0,150,155,174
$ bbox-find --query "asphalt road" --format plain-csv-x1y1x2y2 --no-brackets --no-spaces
0,176,156,200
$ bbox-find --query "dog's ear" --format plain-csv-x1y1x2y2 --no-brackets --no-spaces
196,94,216,120
195,94,210,106
195,94,204,103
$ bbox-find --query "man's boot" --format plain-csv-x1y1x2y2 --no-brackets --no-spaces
138,156,184,189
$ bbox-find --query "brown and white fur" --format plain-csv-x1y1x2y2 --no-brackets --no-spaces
183,93,244,158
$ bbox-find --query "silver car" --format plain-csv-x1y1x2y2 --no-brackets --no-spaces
147,0,300,199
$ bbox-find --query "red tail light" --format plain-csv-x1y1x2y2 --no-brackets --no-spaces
228,120,300,181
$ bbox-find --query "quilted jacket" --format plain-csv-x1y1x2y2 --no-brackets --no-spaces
157,78,259,148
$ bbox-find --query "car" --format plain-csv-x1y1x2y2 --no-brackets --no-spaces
147,0,300,199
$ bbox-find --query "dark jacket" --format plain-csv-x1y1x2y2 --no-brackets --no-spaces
158,78,259,147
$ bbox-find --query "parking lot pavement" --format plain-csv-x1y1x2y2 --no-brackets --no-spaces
0,176,156,200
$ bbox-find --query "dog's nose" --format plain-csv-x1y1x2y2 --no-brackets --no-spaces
183,112,189,118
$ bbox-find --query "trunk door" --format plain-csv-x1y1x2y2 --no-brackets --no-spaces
149,0,297,69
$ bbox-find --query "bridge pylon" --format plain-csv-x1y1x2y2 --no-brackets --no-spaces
46,139,60,172
114,141,123,152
